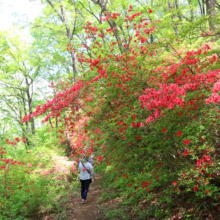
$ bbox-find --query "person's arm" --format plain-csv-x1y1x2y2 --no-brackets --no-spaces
91,169,96,180
79,162,82,172
87,163,96,180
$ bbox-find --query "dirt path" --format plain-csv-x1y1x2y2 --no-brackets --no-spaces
71,174,104,220
41,155,105,220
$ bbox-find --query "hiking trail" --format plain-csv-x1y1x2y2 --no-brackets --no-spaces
71,174,104,220
41,155,106,220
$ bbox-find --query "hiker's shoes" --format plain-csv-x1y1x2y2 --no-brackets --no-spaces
82,199,86,204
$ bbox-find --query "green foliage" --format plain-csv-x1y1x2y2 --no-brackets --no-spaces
0,130,75,219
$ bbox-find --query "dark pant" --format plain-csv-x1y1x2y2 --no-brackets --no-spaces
80,179,90,200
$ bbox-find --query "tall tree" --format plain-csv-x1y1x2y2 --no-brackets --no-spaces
206,0,217,31
0,31,42,145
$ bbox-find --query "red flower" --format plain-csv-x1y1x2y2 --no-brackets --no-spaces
15,137,20,142
193,186,198,191
127,183,132,187
97,156,103,161
183,151,189,156
162,128,167,133
140,122,144,127
95,128,100,134
206,189,210,194
131,122,136,127
122,136,126,140
156,176,159,180
79,150,85,155
149,9,153,13
183,139,190,145
176,131,182,136
147,188,149,191
7,187,10,190
136,135,141,140
133,114,136,120
173,181,177,186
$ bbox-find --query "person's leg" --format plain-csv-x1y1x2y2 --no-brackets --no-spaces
80,180,85,199
82,179,91,200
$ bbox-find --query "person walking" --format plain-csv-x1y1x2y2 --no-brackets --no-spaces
79,156,96,204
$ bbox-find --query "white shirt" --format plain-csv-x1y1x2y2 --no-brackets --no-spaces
79,161,95,180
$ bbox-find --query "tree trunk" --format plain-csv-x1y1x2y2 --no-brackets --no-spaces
20,100,30,146
27,90,35,137
202,0,206,14
56,117,58,129
150,34,154,44
206,0,217,31
198,0,204,15
25,77,35,146
175,0,182,21
64,114,71,156
168,1,179,35
71,50,78,82
188,0,194,21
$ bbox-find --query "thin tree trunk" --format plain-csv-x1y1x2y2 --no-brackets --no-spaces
175,0,182,21
206,0,217,31
202,0,206,14
188,0,194,21
19,100,30,146
64,114,71,156
25,77,35,147
71,50,78,82
168,1,179,35
26,88,35,137
198,0,204,15
150,34,154,44
56,117,58,129
21,96,30,140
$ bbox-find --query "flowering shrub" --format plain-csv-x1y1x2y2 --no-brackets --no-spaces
0,134,75,219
